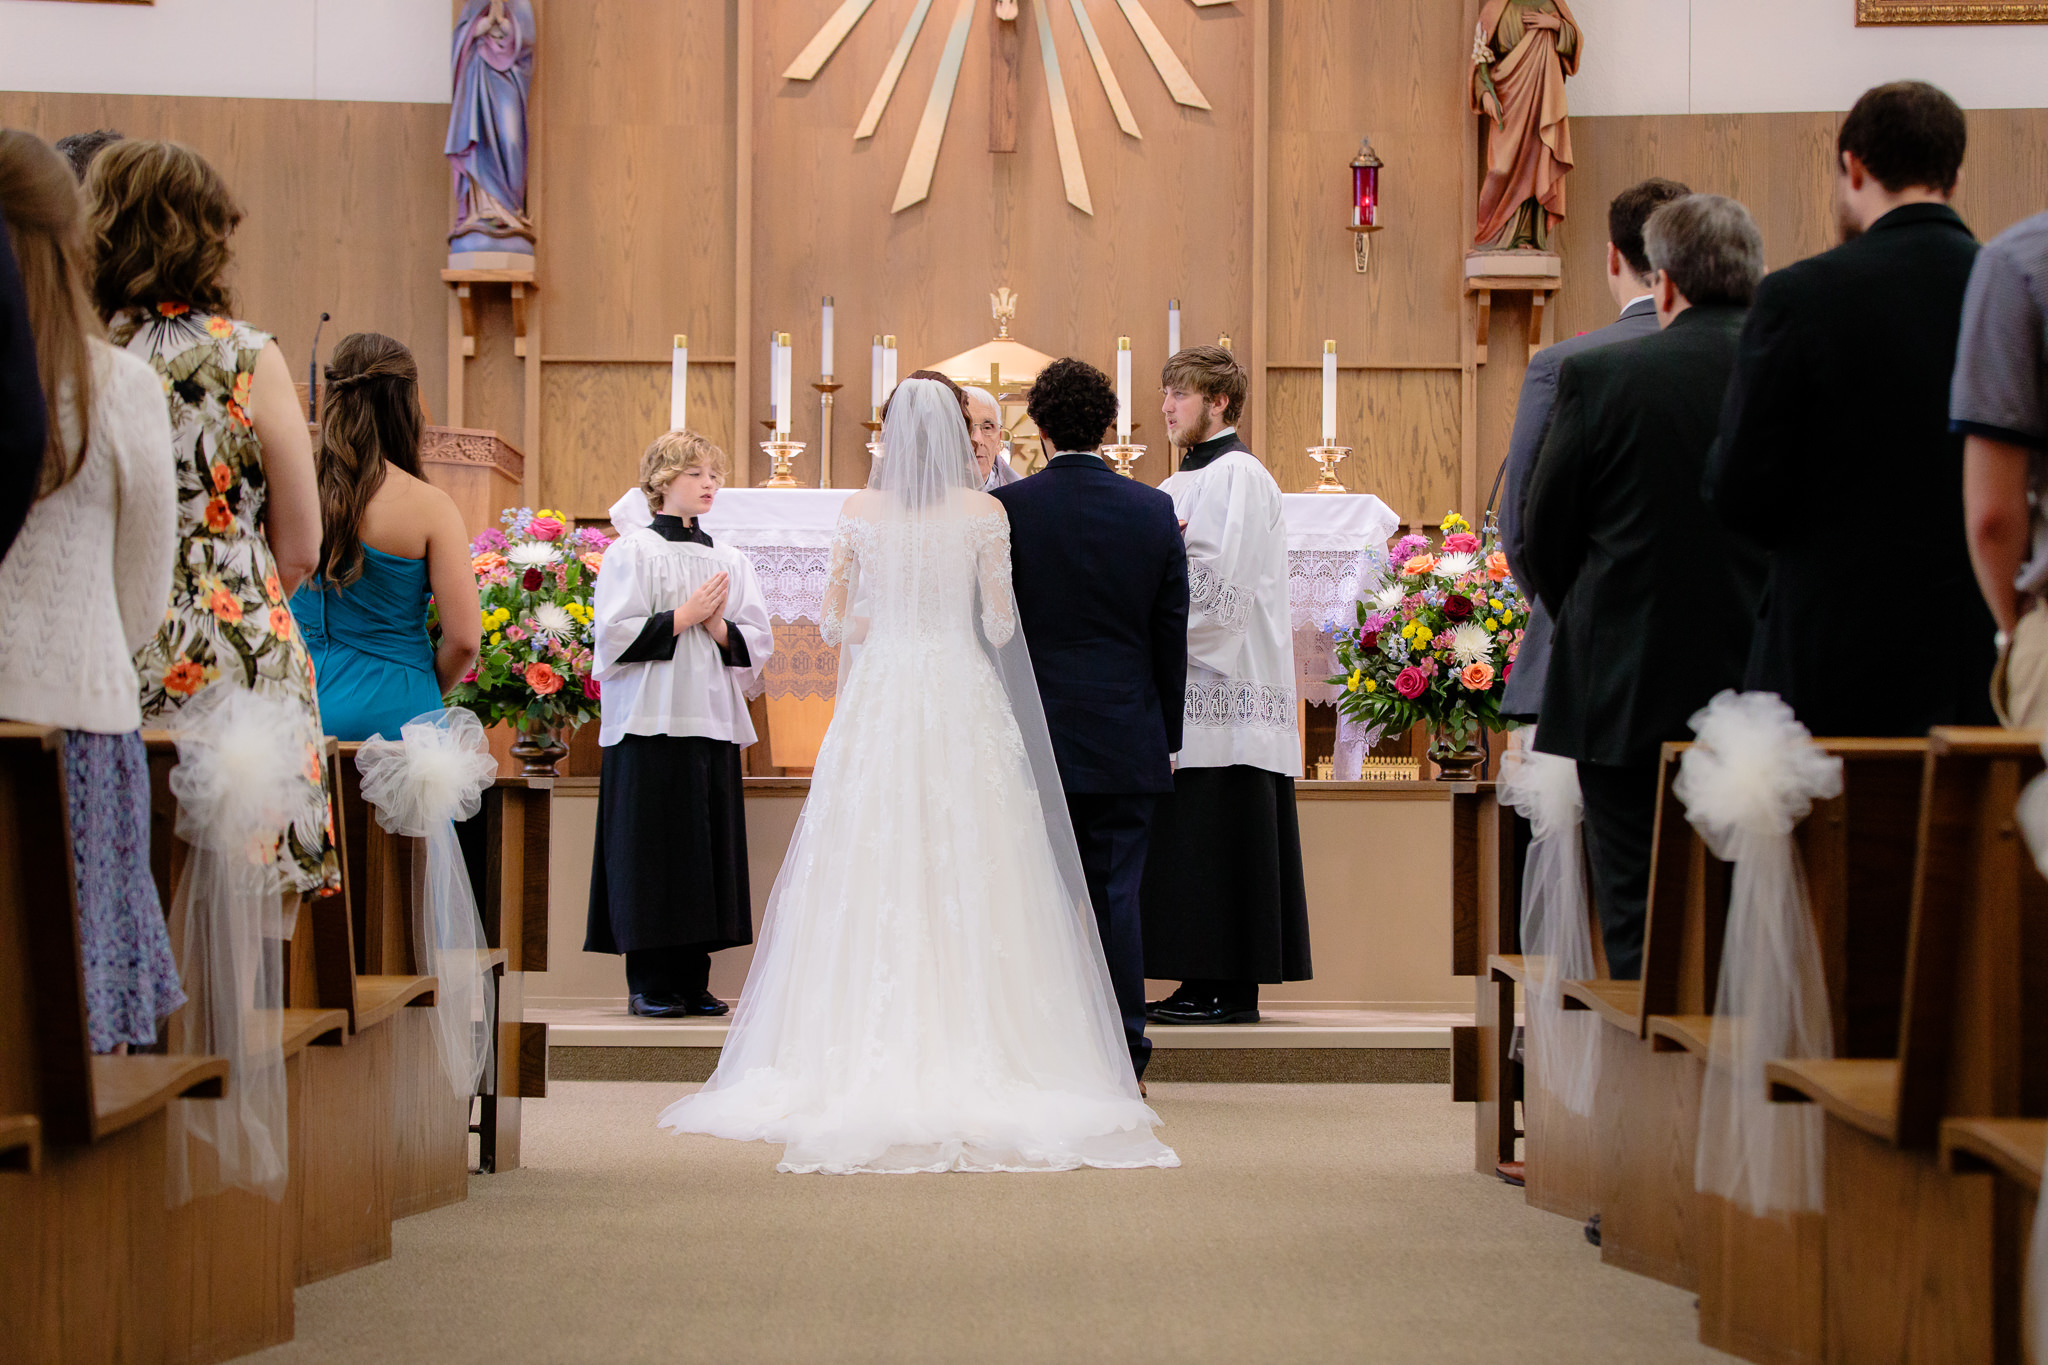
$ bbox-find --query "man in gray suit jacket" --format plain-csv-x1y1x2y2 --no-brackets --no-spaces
1499,178,1690,722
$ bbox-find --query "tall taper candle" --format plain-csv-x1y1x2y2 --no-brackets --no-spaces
820,296,835,377
1321,339,1337,445
1168,299,1181,356
768,333,781,429
882,335,898,400
670,334,689,431
870,335,883,413
776,332,793,435
1116,336,1132,440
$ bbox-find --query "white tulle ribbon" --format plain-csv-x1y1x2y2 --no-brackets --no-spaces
355,708,501,1097
1496,731,1599,1116
165,685,320,1205
1677,690,1842,1216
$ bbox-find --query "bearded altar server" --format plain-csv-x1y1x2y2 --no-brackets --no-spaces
589,430,773,1018
1142,346,1310,1024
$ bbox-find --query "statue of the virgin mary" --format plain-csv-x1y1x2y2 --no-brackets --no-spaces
446,0,537,262
1470,0,1581,254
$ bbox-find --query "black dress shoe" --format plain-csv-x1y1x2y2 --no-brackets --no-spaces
1149,995,1260,1026
1145,986,1202,1023
628,992,730,1018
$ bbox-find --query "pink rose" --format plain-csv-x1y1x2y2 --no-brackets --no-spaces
1459,661,1495,691
583,676,601,701
527,515,565,542
1443,532,1480,554
1394,666,1427,700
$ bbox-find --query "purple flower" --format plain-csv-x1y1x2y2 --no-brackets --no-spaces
1392,533,1430,563
471,527,508,555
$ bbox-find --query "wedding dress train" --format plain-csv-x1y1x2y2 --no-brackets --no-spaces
657,379,1176,1174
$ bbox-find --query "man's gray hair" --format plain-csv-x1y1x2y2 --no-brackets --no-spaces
961,385,1000,412
1643,194,1765,309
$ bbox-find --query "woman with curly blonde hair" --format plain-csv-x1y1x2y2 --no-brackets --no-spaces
88,138,339,896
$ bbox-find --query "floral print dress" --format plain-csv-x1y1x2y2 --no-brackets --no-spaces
111,305,340,896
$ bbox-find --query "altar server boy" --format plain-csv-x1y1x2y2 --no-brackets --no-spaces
587,431,773,1017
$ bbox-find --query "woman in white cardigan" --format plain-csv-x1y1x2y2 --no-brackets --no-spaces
0,132,180,1051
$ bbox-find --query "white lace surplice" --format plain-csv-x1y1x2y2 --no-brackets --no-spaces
1161,451,1303,777
657,494,1177,1175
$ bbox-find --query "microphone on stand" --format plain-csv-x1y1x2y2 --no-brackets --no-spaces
307,312,330,421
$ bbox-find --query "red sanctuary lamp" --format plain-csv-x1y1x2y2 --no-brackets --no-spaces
1350,136,1384,273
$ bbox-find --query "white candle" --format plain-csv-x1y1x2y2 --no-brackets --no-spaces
670,334,688,431
1115,336,1132,440
776,331,793,435
882,334,898,400
1168,299,1181,357
768,333,781,429
870,335,883,412
1321,339,1337,445
820,296,835,378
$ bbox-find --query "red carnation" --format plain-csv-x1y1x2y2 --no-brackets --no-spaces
1360,629,1380,651
522,567,545,591
1443,593,1474,621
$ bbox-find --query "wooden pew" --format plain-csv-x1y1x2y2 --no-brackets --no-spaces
1940,1117,2043,1364
1448,783,1517,1178
1768,728,2047,1365
468,776,552,1173
0,726,230,1364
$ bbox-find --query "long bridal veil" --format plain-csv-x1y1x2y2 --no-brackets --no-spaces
658,378,1174,1174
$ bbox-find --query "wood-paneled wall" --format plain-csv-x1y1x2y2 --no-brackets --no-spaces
0,91,453,425
12,5,2048,533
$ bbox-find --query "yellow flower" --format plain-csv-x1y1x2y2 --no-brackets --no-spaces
1401,622,1417,640
1346,668,1362,692
1364,679,1377,693
1440,511,1470,534
490,631,503,646
1414,627,1434,647
1490,598,1504,611
1485,618,1498,631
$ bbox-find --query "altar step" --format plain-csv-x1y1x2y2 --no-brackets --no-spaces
534,1008,1465,1084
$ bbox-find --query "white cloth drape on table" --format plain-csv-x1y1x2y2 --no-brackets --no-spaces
1679,690,1842,1217
355,709,502,1097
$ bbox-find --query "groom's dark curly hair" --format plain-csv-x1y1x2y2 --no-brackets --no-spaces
1027,357,1120,454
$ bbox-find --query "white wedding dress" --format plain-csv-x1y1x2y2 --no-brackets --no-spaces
658,381,1176,1174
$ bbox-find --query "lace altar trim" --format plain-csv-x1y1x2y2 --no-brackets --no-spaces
1187,560,1252,635
749,544,837,624
1185,679,1297,730
1288,546,1388,632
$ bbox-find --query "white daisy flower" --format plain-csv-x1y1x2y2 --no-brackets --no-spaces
1371,583,1407,612
531,602,577,638
507,541,559,568
1435,551,1478,580
1449,621,1493,666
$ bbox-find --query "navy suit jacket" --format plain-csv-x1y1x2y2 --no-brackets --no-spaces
992,453,1189,794
1499,295,1659,720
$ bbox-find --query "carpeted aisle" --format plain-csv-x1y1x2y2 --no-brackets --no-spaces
251,1082,1731,1364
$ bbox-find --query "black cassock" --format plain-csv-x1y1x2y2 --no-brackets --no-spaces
1140,764,1312,984
585,733,753,957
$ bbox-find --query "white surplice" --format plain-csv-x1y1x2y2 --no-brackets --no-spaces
1160,438,1302,777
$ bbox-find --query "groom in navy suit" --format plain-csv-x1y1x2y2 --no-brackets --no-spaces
993,358,1189,1083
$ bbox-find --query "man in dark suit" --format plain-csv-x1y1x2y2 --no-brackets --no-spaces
1706,80,1993,737
992,357,1189,1083
1522,194,1770,980
1499,177,1688,723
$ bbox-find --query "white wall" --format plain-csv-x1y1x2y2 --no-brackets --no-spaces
0,0,450,103
1558,0,2048,116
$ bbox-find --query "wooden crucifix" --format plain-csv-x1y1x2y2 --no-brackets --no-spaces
989,0,1020,152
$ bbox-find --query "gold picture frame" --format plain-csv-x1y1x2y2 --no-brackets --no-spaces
1857,0,2048,22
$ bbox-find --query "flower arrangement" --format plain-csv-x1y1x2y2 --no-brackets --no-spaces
1329,511,1528,766
444,507,612,737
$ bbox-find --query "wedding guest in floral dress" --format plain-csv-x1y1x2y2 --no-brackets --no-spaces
0,131,183,1050
87,139,339,895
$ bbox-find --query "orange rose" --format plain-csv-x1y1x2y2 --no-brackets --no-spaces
207,588,243,624
156,301,190,317
524,662,563,696
1486,550,1510,582
1401,554,1438,577
1459,661,1496,691
472,552,507,576
162,660,206,696
264,572,283,604
269,606,293,637
205,316,235,338
580,551,605,576
204,496,233,534
210,462,233,493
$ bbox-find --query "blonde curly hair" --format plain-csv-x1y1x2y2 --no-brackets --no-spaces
639,429,729,508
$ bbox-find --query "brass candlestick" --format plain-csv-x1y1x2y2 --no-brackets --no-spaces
758,436,806,489
814,379,842,489
861,410,883,465
1305,444,1352,494
1100,442,1145,479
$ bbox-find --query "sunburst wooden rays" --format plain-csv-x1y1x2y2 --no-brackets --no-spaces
782,0,1218,214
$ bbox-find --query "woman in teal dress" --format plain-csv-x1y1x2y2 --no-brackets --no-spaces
295,334,480,741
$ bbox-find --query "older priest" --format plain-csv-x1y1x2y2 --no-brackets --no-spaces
1142,347,1310,1025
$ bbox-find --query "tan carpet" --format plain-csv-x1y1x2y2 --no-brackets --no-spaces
252,1082,1733,1364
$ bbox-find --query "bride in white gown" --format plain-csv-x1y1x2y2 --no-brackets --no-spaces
658,379,1177,1174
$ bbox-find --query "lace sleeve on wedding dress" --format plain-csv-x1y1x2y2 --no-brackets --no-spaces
820,518,855,648
972,512,1017,648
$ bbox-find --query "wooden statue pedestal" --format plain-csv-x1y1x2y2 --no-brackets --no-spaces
1465,251,1562,365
